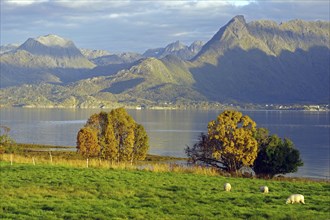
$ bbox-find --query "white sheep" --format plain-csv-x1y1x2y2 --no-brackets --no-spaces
260,186,269,193
286,194,305,204
224,183,231,192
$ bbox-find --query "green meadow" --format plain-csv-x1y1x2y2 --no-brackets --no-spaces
1,162,329,220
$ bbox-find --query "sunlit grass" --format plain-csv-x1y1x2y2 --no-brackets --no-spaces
0,162,329,219
1,153,219,176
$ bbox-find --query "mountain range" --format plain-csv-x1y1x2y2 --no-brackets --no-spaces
0,15,329,108
143,40,204,60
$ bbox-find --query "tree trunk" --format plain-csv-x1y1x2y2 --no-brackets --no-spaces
233,160,238,176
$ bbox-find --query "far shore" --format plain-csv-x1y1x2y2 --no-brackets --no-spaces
0,104,329,111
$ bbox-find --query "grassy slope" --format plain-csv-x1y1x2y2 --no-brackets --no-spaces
1,163,329,219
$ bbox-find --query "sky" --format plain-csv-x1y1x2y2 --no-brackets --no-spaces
1,0,329,53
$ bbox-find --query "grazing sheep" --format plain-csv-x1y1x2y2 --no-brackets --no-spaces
260,186,269,193
224,183,231,192
286,194,305,204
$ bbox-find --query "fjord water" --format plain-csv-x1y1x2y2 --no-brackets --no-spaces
0,108,329,179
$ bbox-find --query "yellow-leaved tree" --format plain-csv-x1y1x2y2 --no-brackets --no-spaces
208,110,258,173
77,108,149,163
132,124,149,162
186,110,258,174
109,108,136,162
76,127,99,159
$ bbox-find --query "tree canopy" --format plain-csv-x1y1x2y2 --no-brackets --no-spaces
76,127,99,158
76,108,149,163
186,110,258,173
186,111,303,177
253,130,303,178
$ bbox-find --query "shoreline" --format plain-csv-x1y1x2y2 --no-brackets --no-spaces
0,105,329,112
6,143,329,181
13,142,187,162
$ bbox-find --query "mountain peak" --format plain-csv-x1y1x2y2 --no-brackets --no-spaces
230,15,246,24
207,15,248,42
190,41,204,46
224,15,248,36
18,34,81,57
143,40,203,60
164,41,186,52
9,34,95,69
35,34,73,48
189,41,204,54
193,15,248,63
0,43,19,54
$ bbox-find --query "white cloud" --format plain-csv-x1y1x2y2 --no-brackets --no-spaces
227,0,256,7
194,1,229,9
4,0,48,5
171,32,192,37
157,1,192,8
106,13,132,19
55,0,130,9
157,0,255,10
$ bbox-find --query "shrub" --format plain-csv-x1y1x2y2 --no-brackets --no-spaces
253,133,303,178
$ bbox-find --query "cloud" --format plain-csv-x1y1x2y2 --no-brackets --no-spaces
242,0,330,21
227,0,256,7
3,0,48,5
171,32,192,37
54,0,130,9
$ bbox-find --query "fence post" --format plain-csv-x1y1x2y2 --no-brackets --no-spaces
49,152,53,164
10,154,13,166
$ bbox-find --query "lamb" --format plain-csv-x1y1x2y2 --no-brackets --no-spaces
286,194,305,204
260,186,269,193
224,183,231,192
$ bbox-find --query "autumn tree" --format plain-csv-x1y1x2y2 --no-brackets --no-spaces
76,127,99,159
253,131,303,178
109,108,136,162
186,110,258,174
85,112,118,162
132,124,149,162
76,108,149,163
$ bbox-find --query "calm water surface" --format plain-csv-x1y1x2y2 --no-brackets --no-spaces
0,108,329,179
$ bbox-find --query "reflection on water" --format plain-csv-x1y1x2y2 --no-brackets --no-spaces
0,108,329,179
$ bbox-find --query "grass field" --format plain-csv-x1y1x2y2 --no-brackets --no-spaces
1,162,329,219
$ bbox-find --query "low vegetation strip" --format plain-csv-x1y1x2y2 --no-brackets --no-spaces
1,162,329,219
